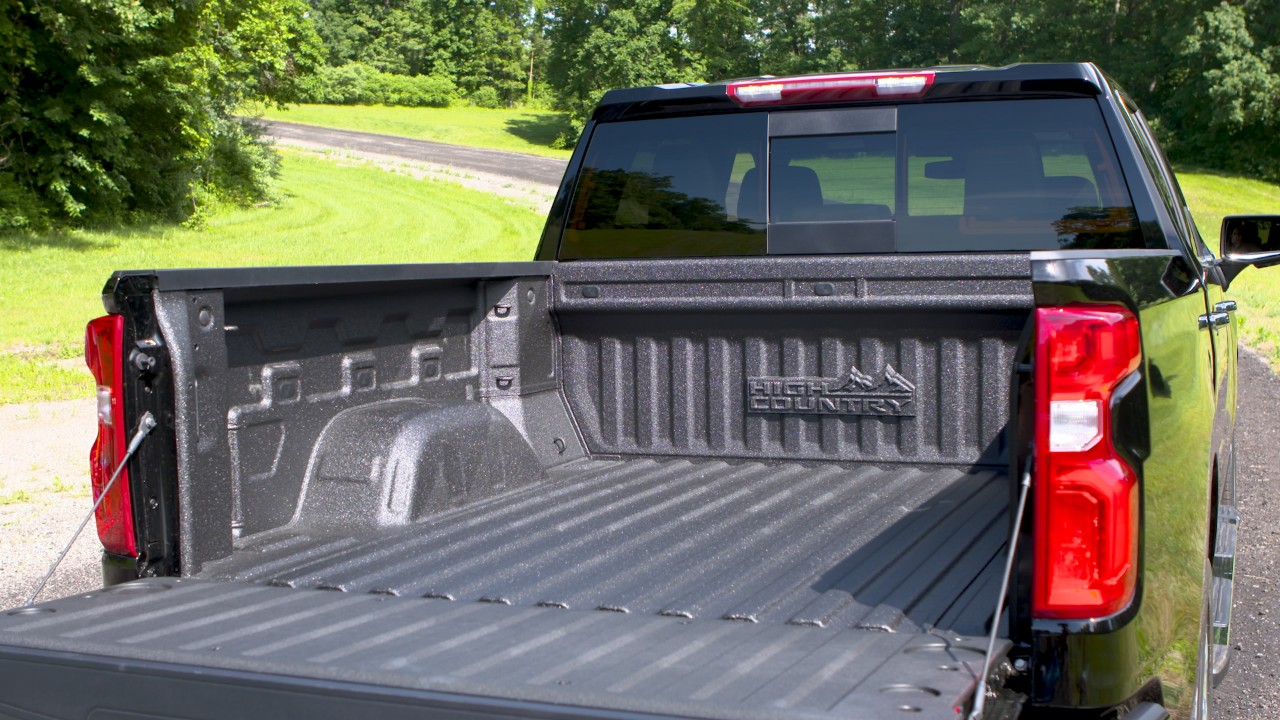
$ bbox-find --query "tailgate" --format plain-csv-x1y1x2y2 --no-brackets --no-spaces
1,579,1003,720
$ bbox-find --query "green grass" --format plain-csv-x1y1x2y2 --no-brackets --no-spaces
0,489,33,505
256,104,574,159
1178,168,1280,369
0,151,544,404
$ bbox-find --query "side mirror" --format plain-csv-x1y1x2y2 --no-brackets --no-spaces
1219,215,1280,286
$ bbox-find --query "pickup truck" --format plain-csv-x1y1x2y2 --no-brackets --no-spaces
3,62,1279,720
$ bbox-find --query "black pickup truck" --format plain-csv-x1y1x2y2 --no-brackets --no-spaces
3,63,1279,720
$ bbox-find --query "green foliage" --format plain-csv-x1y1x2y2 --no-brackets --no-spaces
0,0,323,228
468,86,503,109
1162,2,1280,181
374,72,457,107
300,62,456,106
296,0,1279,180
7,0,1277,229
300,61,382,104
545,0,705,127
309,0,527,105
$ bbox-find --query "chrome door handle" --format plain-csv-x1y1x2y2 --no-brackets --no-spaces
1199,311,1231,329
1214,300,1238,313
1199,312,1231,329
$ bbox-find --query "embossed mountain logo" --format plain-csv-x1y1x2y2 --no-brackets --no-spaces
746,364,916,417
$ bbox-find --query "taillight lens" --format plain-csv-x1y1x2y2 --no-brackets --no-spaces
1032,305,1141,619
727,71,935,106
85,314,137,557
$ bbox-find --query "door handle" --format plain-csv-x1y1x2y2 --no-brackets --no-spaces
1214,300,1238,313
1199,312,1230,329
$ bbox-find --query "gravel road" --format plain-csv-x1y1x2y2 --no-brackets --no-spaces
258,119,570,187
0,398,102,609
1214,348,1280,719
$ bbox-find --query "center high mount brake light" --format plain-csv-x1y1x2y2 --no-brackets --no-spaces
727,71,935,106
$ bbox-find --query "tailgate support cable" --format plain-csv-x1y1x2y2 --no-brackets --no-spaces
968,459,1032,720
23,412,158,607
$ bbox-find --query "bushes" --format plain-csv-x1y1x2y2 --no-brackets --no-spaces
299,63,525,109
0,0,323,229
468,86,503,109
300,63,457,107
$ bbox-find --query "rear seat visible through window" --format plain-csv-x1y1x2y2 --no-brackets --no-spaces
560,97,1148,259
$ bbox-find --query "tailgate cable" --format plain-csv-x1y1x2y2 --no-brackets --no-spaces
968,459,1032,720
23,411,158,607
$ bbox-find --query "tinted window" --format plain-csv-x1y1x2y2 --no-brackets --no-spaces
771,134,896,222
560,99,1145,259
895,100,1142,252
1125,105,1212,260
560,113,767,259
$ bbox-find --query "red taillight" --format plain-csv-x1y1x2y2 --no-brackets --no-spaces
727,71,935,106
1032,305,1141,619
85,314,137,557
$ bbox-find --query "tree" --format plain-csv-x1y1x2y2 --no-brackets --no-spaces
677,0,758,80
0,0,323,228
1162,1,1280,179
546,0,706,130
309,0,530,105
428,0,527,102
754,0,818,76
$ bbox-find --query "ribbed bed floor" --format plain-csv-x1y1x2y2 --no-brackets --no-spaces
0,579,1007,720
202,457,1010,636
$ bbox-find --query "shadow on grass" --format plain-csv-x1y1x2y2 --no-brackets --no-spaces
503,113,573,150
0,221,182,253
0,228,101,252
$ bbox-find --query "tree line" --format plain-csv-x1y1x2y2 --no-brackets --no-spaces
2,0,1277,228
320,0,1276,174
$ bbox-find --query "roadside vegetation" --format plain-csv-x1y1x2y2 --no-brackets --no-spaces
296,0,1280,180
1181,170,1280,370
0,0,322,230
257,104,573,159
0,152,544,404
7,1,1277,234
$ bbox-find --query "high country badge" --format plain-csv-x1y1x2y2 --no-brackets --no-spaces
746,365,916,417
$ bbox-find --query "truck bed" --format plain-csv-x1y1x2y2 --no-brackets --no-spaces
1,459,1009,719
201,457,1008,637
0,577,1004,720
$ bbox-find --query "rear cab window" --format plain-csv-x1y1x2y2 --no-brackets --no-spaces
559,98,1149,259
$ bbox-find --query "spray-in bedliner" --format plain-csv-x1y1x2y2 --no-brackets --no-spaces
0,577,1007,720
201,456,1009,636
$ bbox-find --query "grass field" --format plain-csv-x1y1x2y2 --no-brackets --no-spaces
1179,169,1280,367
0,151,545,404
2,147,1278,405
256,104,575,159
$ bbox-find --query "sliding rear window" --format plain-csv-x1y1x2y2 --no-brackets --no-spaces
559,98,1149,259
559,114,767,260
